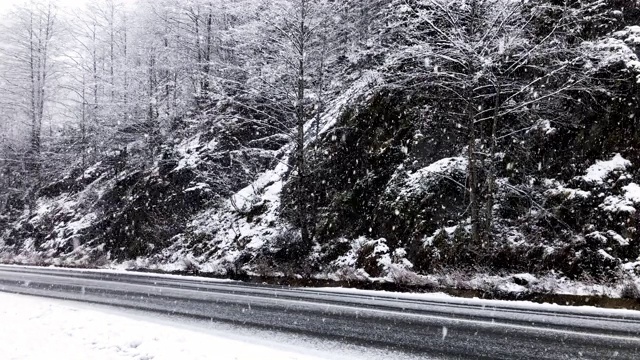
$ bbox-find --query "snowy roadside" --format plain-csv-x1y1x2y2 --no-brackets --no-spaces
308,287,640,318
3,264,639,310
0,292,328,360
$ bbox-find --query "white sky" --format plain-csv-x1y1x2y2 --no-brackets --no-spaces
0,0,142,17
0,0,83,14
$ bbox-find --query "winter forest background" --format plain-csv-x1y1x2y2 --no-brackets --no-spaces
1,0,640,297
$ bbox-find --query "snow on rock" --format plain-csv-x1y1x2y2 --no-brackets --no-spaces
587,231,608,244
612,26,640,82
512,273,539,286
623,183,640,203
614,25,640,46
423,225,459,246
583,35,640,76
184,182,211,193
155,150,292,273
65,213,97,233
0,292,328,360
497,282,527,294
399,157,468,197
311,70,384,139
79,161,103,180
545,185,591,200
607,230,629,246
579,153,631,184
413,157,468,177
598,249,616,261
174,135,205,171
600,195,637,214
528,119,557,136
230,161,288,213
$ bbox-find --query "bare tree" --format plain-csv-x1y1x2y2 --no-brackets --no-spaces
388,0,605,246
0,1,58,185
234,0,339,246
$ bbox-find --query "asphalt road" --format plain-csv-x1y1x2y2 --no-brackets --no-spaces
0,265,638,359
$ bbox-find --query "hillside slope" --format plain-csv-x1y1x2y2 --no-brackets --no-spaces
1,0,640,298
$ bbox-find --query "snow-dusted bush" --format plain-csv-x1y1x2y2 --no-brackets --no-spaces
620,280,640,299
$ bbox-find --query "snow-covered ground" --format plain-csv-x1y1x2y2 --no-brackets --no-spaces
0,291,424,360
0,292,325,360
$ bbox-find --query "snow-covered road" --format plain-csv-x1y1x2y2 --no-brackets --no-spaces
0,291,420,360
0,292,330,360
0,265,639,359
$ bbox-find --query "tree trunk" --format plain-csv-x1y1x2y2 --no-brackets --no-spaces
28,12,39,158
297,0,310,246
193,9,202,96
81,74,87,170
92,22,99,123
123,15,129,119
148,53,156,122
203,6,212,95
485,84,501,238
110,2,115,103
467,0,481,249
467,98,480,247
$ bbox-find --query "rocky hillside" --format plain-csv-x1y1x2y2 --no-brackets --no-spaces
1,0,640,297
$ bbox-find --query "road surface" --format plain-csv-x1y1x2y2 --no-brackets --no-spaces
0,265,638,359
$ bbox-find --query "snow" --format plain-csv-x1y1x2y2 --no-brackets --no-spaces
607,230,630,246
400,157,467,197
65,212,97,233
598,249,615,261
545,185,590,200
79,161,103,180
421,225,462,247
600,195,636,214
367,238,391,270
529,119,557,135
580,153,630,184
184,182,210,192
230,161,288,212
3,264,238,284
0,292,329,360
512,273,538,284
583,37,640,73
588,231,608,243
614,25,640,45
623,183,640,203
174,135,203,171
0,290,424,360
329,237,368,276
417,156,467,175
310,287,640,317
497,282,527,294
313,70,383,138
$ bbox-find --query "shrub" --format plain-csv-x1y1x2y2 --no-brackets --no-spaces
620,280,640,299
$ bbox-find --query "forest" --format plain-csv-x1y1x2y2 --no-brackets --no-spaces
1,0,640,298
